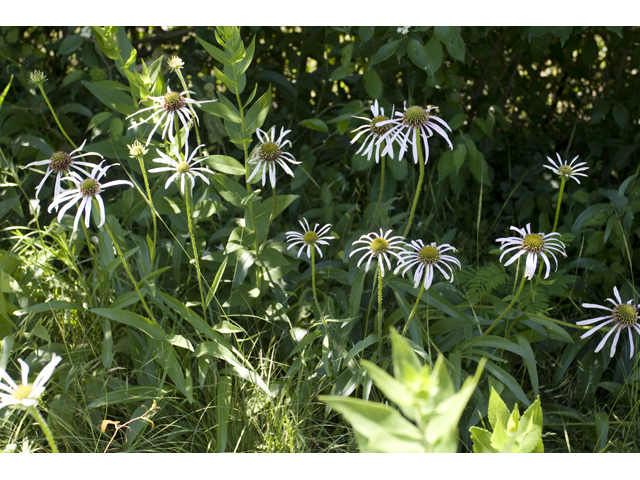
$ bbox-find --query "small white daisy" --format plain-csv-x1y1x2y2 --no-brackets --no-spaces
247,127,301,188
376,101,453,164
0,354,61,410
286,218,334,259
126,87,215,146
149,143,214,195
22,139,103,202
48,162,134,232
349,229,406,276
397,26,411,35
578,286,640,359
543,153,589,184
496,224,567,280
394,240,461,290
350,100,396,164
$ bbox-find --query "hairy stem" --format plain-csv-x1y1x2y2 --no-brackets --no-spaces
185,186,207,324
26,406,59,453
37,84,77,149
403,135,425,237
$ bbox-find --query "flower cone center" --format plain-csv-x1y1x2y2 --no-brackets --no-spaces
371,237,389,254
522,233,544,253
80,179,100,196
302,231,319,244
403,106,429,127
12,384,33,401
259,142,281,162
614,304,638,326
558,165,573,176
417,245,440,264
177,161,190,174
50,152,72,172
162,91,185,111
370,115,391,135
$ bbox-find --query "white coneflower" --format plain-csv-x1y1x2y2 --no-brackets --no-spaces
126,87,215,146
394,240,461,290
286,218,334,258
350,100,396,164
349,229,405,276
578,286,640,359
496,223,567,280
48,162,134,232
149,143,214,194
543,153,589,184
167,55,185,72
0,354,61,410
22,140,103,202
376,101,453,164
247,127,301,188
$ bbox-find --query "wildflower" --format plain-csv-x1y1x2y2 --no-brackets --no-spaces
247,127,301,188
286,218,334,258
578,286,640,359
48,162,134,231
0,354,61,410
22,140,103,202
29,70,47,85
126,87,215,146
543,153,588,184
167,55,185,71
350,100,396,164
496,223,566,280
127,139,148,158
149,143,214,194
397,26,410,35
79,26,92,39
395,240,461,290
350,229,405,276
376,101,453,164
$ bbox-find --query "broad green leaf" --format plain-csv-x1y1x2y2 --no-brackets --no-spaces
1,272,21,293
349,268,366,317
197,35,232,65
244,86,272,134
515,396,543,453
205,155,245,176
0,75,13,112
92,308,164,341
58,34,83,56
83,80,137,115
488,386,511,431
199,99,242,124
14,301,81,316
424,36,443,75
484,360,530,406
370,40,400,66
87,386,171,409
361,359,414,415
407,39,430,73
299,118,329,133
389,329,422,383
470,427,497,453
362,68,383,99
571,203,613,236
359,26,375,42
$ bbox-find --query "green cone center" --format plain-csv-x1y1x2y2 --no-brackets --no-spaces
50,151,72,172
417,245,440,264
522,233,544,253
371,237,389,254
80,179,100,196
614,304,638,326
176,162,190,174
558,165,573,176
162,91,185,111
12,384,33,401
370,115,391,135
403,106,429,127
302,231,319,244
259,142,281,162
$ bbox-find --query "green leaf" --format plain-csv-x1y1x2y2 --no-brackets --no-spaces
389,329,422,383
58,34,83,56
82,80,137,115
612,102,629,129
299,118,329,133
515,396,544,453
14,301,81,316
0,75,13,113
370,40,400,66
424,36,444,75
244,86,272,135
551,26,573,46
595,411,609,452
237,36,256,75
92,308,164,341
434,26,465,61
199,100,242,124
488,386,511,431
407,39,431,72
361,359,414,415
571,203,613,236
1,272,21,293
359,26,375,42
483,360,530,406
472,335,535,362
205,155,245,176
205,256,228,309
196,35,232,65
470,427,497,453
349,268,366,317
363,68,383,99
329,64,353,81
251,194,299,243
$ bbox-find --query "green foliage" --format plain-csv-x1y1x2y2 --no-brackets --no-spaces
470,387,544,453
321,330,486,452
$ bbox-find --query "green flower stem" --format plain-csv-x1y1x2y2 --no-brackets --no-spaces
552,176,567,233
136,155,157,256
36,84,77,150
460,272,527,352
26,406,58,453
377,262,384,357
258,188,277,255
185,186,207,324
403,135,425,238
402,283,425,336
102,214,157,325
311,246,331,368
369,154,386,230
176,69,203,147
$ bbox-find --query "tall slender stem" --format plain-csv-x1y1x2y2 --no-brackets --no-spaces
552,176,567,233
370,154,386,230
403,135,425,237
176,69,203,147
26,406,59,453
311,247,330,339
185,186,207,324
102,214,157,325
137,155,157,256
258,187,277,255
460,272,527,352
377,262,384,357
402,283,425,336
36,84,77,150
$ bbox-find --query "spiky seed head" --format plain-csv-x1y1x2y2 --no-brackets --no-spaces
128,140,148,158
613,304,638,326
259,142,281,162
11,384,34,401
176,162,190,174
522,233,544,253
403,106,429,127
80,178,100,196
371,237,389,254
30,70,47,85
49,151,72,172
302,231,319,244
162,91,185,111
558,165,573,176
167,55,184,71
370,115,392,135
417,245,440,264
